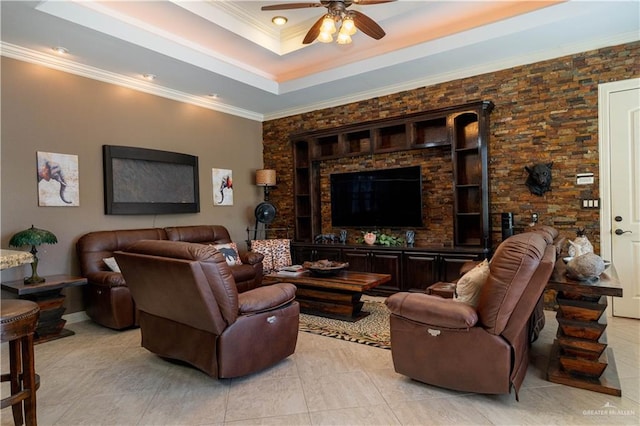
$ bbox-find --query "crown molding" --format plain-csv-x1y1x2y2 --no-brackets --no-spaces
2,27,637,124
1,42,263,122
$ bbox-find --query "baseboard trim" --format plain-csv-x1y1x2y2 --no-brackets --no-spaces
63,311,90,325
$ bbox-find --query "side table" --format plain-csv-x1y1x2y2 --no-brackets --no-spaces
426,281,456,298
545,262,623,396
1,274,88,343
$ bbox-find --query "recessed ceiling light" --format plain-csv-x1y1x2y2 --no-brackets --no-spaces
208,93,220,99
52,46,68,55
272,16,288,26
142,73,156,81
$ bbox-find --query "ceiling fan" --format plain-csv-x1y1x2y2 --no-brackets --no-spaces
262,0,396,44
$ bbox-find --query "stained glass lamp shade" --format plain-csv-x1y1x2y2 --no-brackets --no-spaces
9,225,58,284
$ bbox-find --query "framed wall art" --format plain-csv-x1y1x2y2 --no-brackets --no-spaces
37,151,79,206
212,168,233,206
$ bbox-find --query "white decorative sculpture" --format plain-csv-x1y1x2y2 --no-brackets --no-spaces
566,252,605,281
567,228,593,257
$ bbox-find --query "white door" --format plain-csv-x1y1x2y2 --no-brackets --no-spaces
599,78,640,319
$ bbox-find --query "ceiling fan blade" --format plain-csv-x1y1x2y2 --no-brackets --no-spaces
302,15,325,44
351,10,386,40
353,0,396,5
261,3,323,11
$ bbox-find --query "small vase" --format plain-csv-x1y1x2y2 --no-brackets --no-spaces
406,230,415,246
363,232,376,245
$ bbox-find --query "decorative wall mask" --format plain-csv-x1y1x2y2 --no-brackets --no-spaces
525,162,553,196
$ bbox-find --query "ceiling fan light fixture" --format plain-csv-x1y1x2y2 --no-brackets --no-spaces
336,32,352,45
320,15,337,34
341,16,357,36
317,31,334,43
263,0,388,46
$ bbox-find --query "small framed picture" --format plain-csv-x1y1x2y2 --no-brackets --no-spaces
37,151,79,206
212,168,233,206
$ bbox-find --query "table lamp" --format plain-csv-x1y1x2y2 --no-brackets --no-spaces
9,225,58,283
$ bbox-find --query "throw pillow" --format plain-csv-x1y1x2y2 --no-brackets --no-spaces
103,257,121,273
269,239,292,271
251,240,274,273
250,239,292,273
454,259,489,308
212,242,242,266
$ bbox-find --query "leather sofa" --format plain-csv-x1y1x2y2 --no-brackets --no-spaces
76,225,264,330
386,231,556,400
114,240,299,378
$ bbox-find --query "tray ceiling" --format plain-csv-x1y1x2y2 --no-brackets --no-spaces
1,1,638,120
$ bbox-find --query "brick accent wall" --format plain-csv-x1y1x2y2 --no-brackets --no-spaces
263,42,639,251
315,148,454,246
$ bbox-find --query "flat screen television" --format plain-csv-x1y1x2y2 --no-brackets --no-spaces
330,166,423,228
103,145,200,215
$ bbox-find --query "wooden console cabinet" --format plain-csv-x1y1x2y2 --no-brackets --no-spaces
342,248,402,291
291,243,483,295
403,250,481,292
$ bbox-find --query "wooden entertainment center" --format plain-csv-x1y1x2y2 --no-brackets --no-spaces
290,101,494,294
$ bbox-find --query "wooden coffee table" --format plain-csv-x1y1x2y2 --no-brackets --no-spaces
269,270,390,322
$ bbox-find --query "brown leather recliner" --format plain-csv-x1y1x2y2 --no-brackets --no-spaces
430,225,562,342
386,231,556,400
114,240,299,378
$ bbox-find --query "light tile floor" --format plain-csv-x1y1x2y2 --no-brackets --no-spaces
1,311,639,425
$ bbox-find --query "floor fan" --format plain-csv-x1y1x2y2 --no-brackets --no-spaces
253,201,277,240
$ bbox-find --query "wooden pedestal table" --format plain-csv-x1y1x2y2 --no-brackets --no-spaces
268,270,391,322
545,262,623,396
1,274,88,343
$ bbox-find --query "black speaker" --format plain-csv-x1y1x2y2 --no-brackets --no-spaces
501,212,514,240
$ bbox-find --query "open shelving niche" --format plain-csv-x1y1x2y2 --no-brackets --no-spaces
291,101,494,293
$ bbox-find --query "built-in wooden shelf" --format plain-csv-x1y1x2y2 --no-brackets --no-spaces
291,101,494,253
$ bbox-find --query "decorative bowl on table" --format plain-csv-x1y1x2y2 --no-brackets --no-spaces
303,260,349,277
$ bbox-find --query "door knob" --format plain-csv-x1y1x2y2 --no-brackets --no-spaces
615,229,632,235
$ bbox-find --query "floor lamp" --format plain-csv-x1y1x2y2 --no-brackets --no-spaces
255,169,277,239
256,169,276,201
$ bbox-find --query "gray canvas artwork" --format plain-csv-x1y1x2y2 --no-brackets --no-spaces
112,158,195,203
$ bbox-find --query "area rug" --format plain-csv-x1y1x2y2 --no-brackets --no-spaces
298,296,391,349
